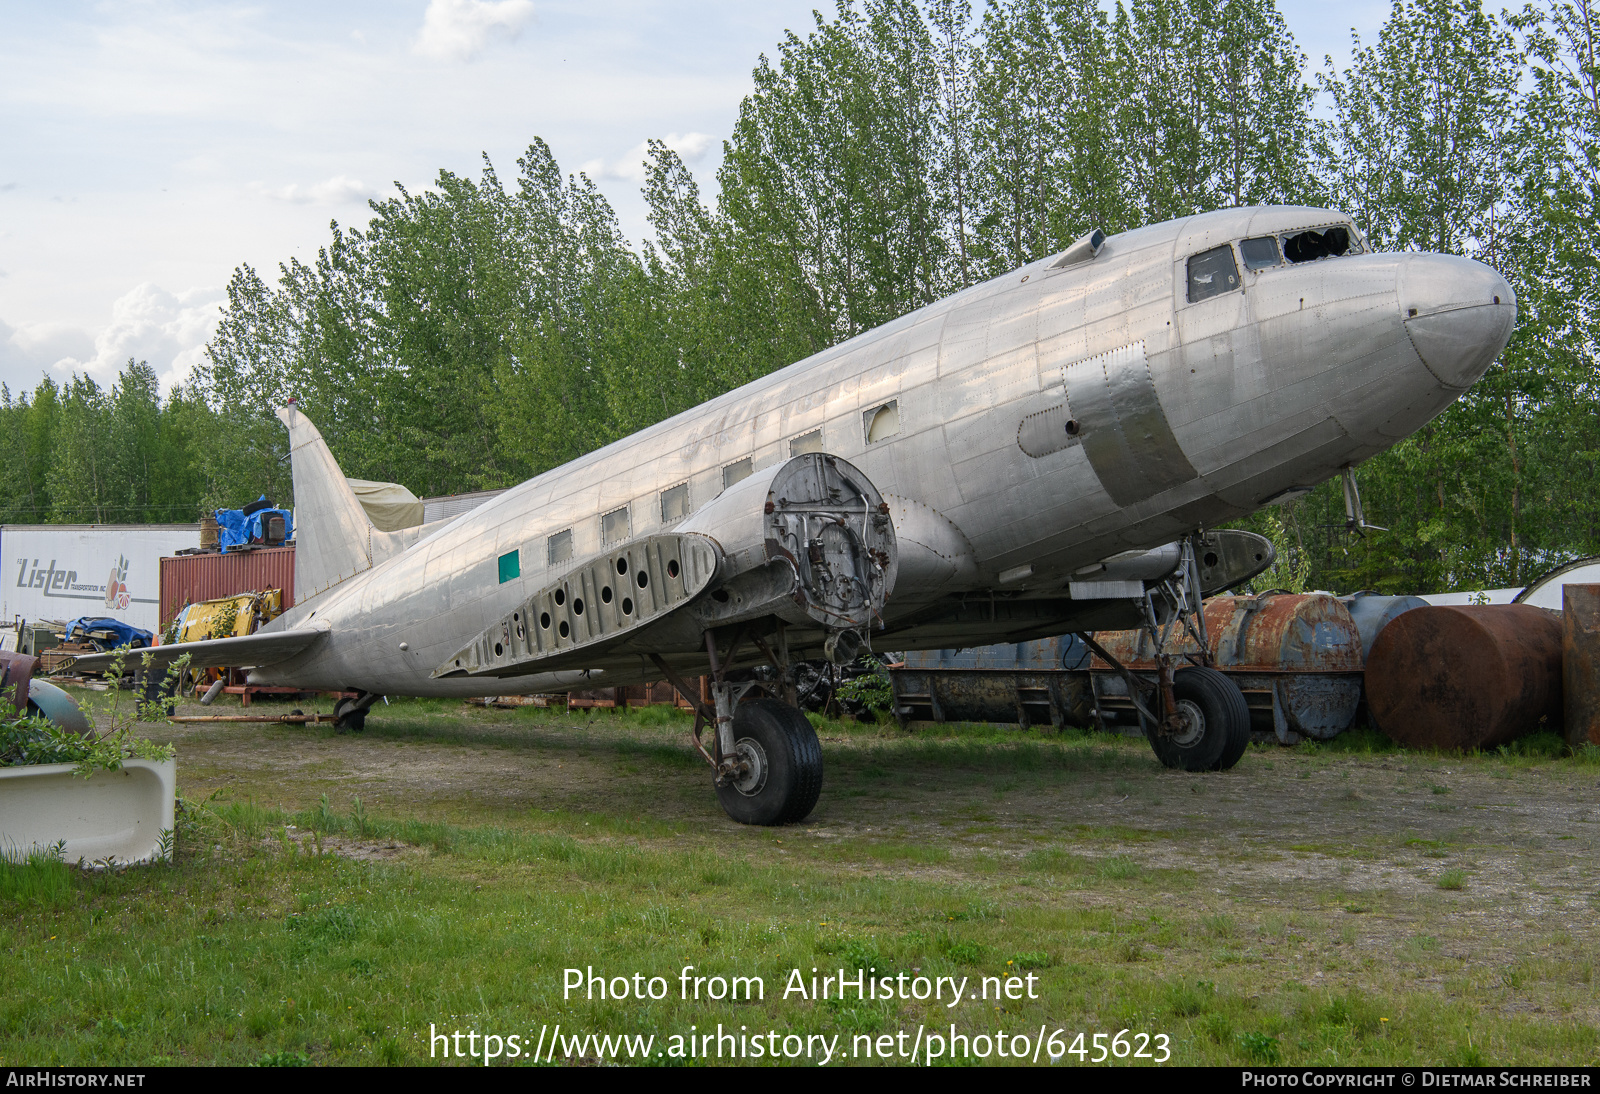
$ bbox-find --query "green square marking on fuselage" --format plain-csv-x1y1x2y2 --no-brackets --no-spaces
498,550,521,584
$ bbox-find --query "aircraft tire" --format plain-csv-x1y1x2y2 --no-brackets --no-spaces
715,699,823,826
1145,667,1248,772
333,697,367,733
1205,670,1252,771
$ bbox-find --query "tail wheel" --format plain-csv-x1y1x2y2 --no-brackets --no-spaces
714,699,823,826
1145,666,1250,772
333,697,368,733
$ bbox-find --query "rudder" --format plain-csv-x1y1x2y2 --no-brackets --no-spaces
277,404,375,599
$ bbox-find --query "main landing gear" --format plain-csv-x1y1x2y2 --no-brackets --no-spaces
1077,535,1251,772
651,625,825,826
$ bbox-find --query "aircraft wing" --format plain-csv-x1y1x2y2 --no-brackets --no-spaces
67,628,328,676
434,532,722,679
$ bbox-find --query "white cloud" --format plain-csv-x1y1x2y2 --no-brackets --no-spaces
581,132,715,185
0,317,94,393
17,284,228,393
414,0,535,62
255,175,382,206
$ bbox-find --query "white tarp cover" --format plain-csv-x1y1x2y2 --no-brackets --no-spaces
1417,588,1524,607
346,478,424,532
0,525,199,633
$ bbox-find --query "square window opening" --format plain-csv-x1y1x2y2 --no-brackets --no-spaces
1239,236,1281,271
660,482,690,523
602,505,631,546
1187,245,1240,303
864,400,900,444
790,429,824,456
722,457,753,491
547,529,573,566
497,549,521,584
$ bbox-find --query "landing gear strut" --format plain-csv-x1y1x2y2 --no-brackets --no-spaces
1077,534,1251,771
651,625,824,826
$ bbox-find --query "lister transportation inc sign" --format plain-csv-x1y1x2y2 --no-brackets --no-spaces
1,525,198,633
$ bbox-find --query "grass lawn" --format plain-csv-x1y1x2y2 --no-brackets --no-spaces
3,691,1599,1067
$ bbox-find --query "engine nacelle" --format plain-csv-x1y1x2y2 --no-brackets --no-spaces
681,453,898,647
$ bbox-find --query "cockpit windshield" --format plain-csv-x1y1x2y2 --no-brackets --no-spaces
1284,225,1356,262
1187,221,1365,304
1241,223,1363,272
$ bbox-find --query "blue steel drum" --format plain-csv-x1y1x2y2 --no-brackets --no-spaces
1338,591,1429,662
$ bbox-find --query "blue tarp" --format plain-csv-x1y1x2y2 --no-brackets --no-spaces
215,497,294,551
65,617,153,652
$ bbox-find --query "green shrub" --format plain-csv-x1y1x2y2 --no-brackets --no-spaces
1238,1031,1281,1063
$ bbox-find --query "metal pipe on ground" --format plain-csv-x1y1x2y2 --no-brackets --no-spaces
1563,584,1600,749
1365,604,1562,750
170,714,326,723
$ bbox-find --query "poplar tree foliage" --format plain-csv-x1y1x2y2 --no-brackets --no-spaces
0,0,1596,597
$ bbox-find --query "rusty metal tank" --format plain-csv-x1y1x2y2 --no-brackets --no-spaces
890,636,1094,729
1365,604,1563,750
1562,585,1600,749
1092,593,1365,743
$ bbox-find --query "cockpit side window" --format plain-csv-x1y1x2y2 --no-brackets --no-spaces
1283,225,1356,263
1240,236,1281,271
1187,245,1240,303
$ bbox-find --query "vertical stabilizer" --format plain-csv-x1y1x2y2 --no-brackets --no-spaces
277,404,375,600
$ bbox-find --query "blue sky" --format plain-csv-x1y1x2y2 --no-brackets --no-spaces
0,0,1397,396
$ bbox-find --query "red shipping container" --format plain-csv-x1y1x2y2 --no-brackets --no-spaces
159,547,296,627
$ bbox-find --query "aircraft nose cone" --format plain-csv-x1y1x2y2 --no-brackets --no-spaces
1397,253,1516,388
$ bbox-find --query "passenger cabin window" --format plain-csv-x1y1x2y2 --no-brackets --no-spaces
660,482,690,522
722,457,753,490
548,529,573,566
1239,236,1281,271
790,429,823,455
864,400,900,444
1187,246,1239,302
601,505,630,545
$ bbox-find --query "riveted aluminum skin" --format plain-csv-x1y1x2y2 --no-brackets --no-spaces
1562,584,1600,748
1365,604,1563,750
106,204,1516,700
1092,593,1364,742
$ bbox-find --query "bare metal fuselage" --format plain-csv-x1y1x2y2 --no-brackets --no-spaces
252,205,1515,696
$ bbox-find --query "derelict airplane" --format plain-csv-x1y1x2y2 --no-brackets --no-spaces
80,206,1516,825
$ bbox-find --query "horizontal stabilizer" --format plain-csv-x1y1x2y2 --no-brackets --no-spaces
68,628,327,676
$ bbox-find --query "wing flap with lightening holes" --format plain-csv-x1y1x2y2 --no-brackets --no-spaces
433,533,721,678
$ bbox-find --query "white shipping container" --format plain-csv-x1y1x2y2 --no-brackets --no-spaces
1,525,199,635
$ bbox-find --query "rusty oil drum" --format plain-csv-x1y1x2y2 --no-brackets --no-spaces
891,636,1094,729
1566,584,1600,748
1093,593,1364,742
1365,604,1563,750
